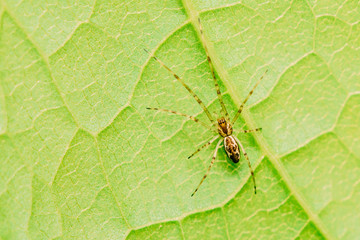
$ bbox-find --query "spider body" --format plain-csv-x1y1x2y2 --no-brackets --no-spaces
217,117,240,163
224,135,240,163
145,18,267,197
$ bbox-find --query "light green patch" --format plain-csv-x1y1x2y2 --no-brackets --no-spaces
0,13,63,133
309,0,343,17
0,136,24,193
192,0,291,22
127,221,182,240
282,133,360,211
0,166,32,240
4,0,95,55
182,208,229,239
1,0,359,239
200,6,267,70
282,132,360,238
255,0,314,72
333,0,360,24
13,107,77,183
0,83,6,134
52,130,129,239
319,183,360,240
50,23,140,133
251,54,347,154
334,95,360,158
90,0,187,65
329,22,360,92
28,176,62,240
315,16,351,63
190,0,241,11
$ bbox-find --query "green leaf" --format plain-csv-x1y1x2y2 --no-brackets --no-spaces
1,0,359,239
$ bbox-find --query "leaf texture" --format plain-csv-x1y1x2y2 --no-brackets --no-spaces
1,0,359,239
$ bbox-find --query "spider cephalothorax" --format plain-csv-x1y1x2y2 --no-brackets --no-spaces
217,117,233,137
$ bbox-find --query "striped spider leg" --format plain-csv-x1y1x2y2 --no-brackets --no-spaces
145,18,267,197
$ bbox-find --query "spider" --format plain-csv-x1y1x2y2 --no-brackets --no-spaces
145,18,267,197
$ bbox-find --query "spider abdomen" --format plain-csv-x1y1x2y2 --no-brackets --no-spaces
224,136,241,163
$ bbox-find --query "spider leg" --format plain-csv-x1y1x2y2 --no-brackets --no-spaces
232,69,268,125
233,136,257,194
146,107,215,132
191,138,222,197
144,49,216,128
198,18,230,121
188,135,220,159
239,128,262,133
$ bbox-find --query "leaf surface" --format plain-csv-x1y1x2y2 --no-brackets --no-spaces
1,0,359,239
